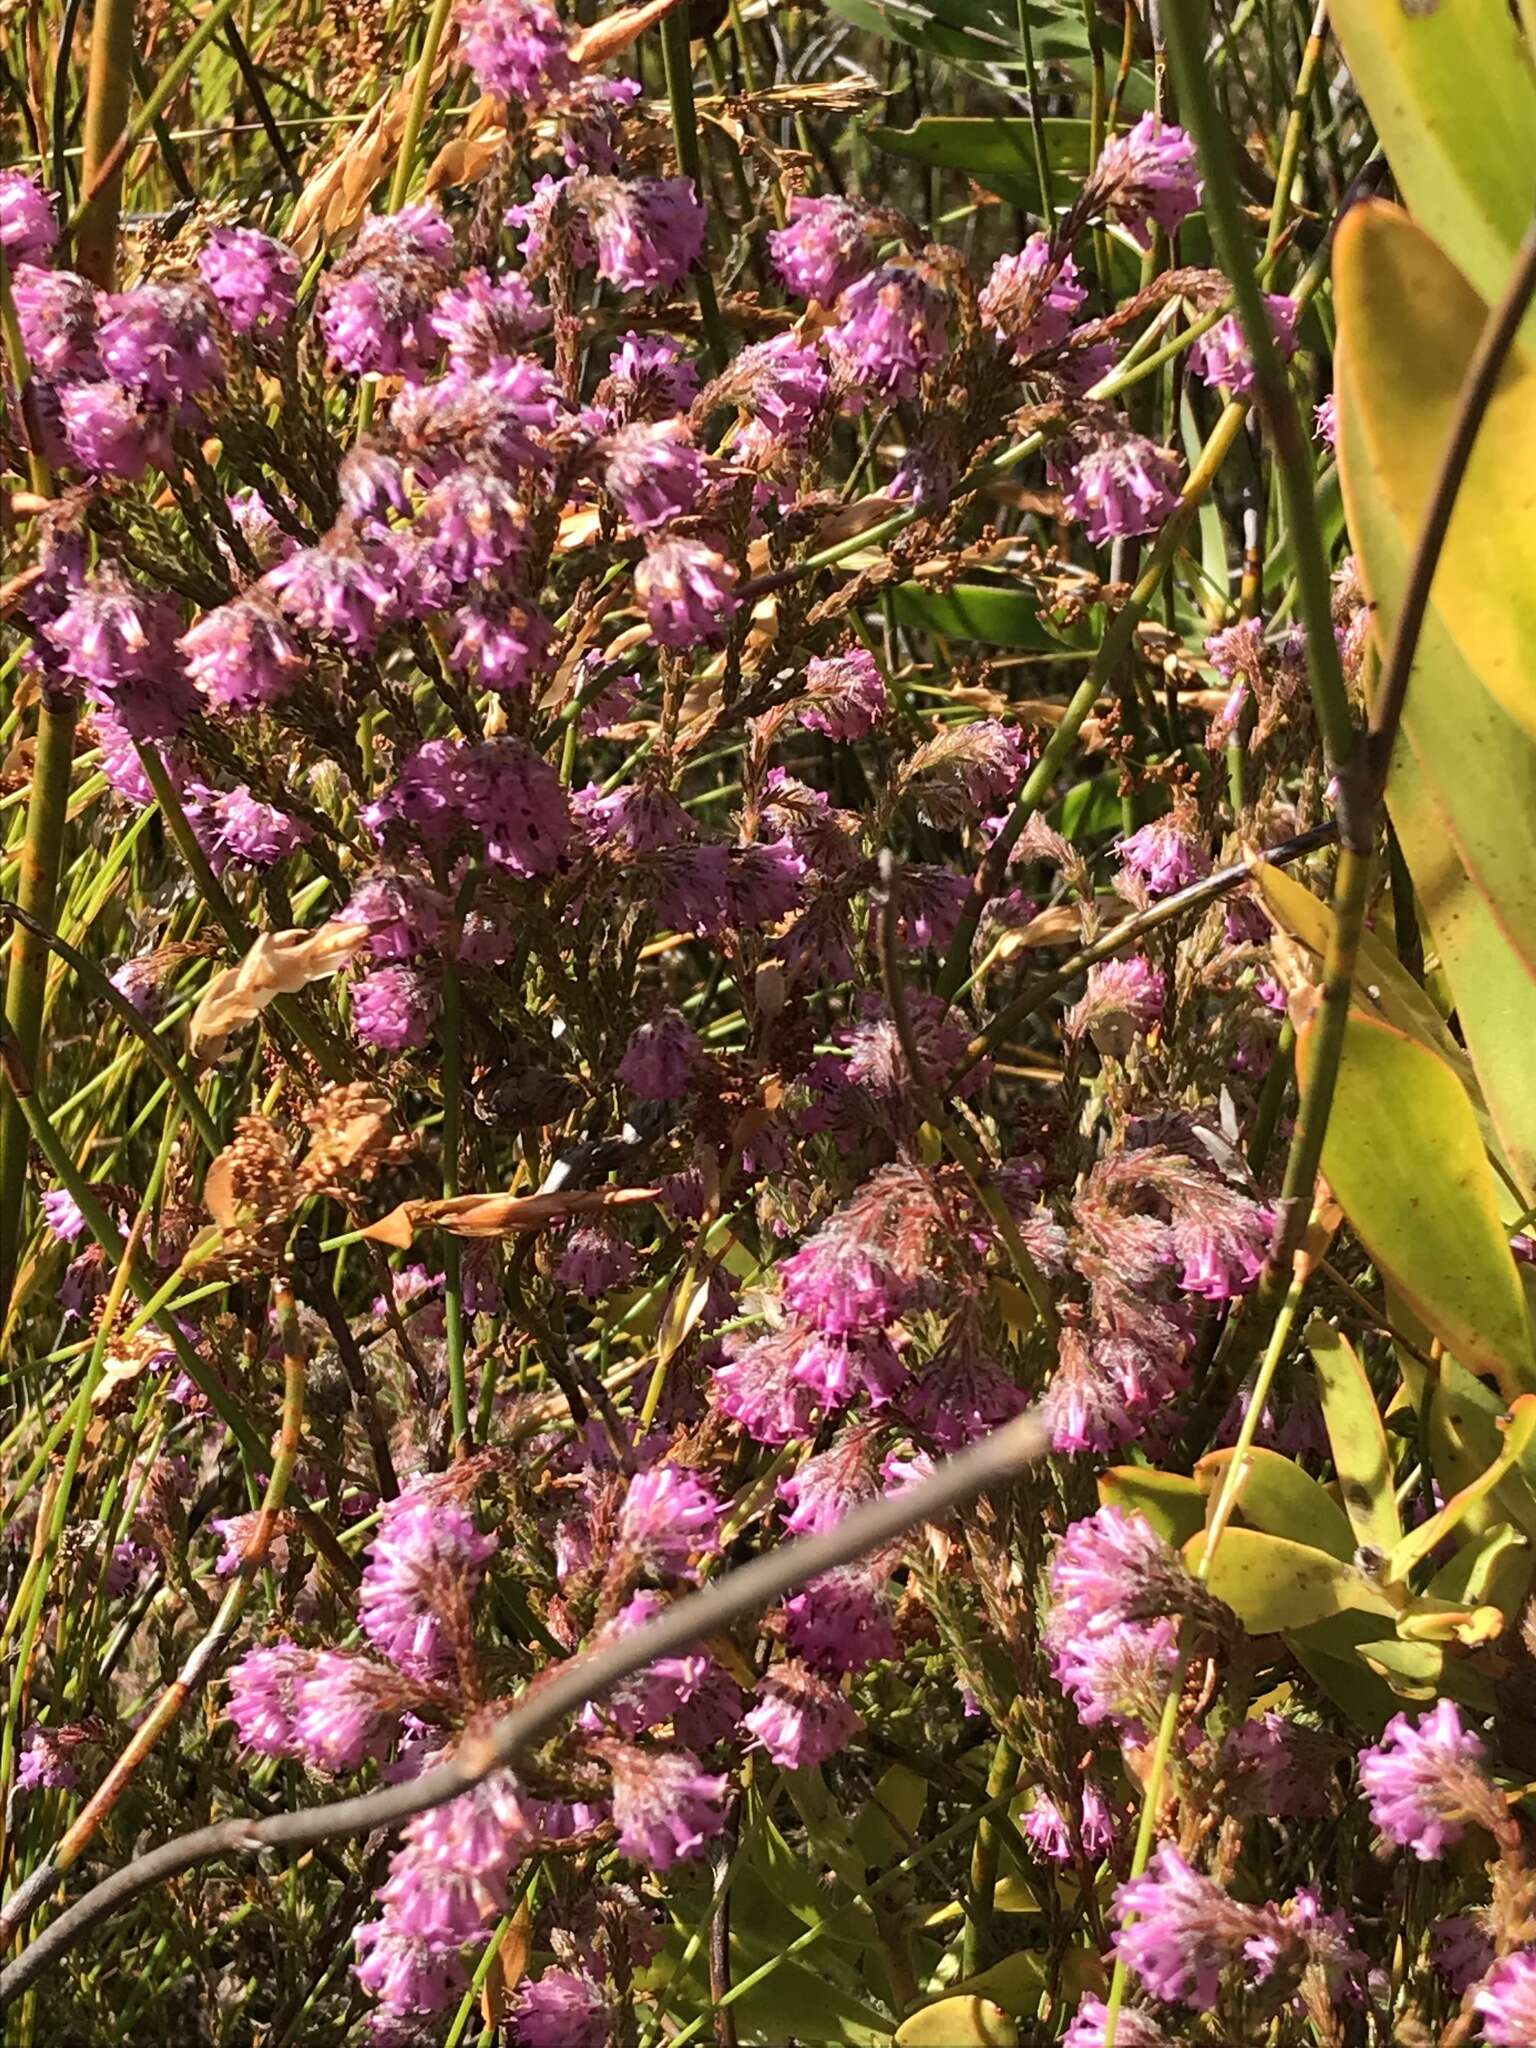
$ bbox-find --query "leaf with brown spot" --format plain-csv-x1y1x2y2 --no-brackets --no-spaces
189,922,369,1062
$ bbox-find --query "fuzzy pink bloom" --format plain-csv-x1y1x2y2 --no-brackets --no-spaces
744,1660,862,1768
603,1743,729,1869
1358,1701,1499,1861
1474,1949,1536,2046
359,1493,498,1680
620,1466,723,1571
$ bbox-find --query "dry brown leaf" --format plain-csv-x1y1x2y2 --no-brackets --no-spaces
570,0,685,66
362,1184,662,1248
480,1894,533,2031
189,922,369,1062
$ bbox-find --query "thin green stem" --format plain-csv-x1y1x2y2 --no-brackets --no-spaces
1161,0,1354,768
661,7,728,373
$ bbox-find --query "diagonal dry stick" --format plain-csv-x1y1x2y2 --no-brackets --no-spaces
1,1410,1047,1998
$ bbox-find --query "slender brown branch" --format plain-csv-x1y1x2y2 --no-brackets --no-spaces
0,1410,1045,1997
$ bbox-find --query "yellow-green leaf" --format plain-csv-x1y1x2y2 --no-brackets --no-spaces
1183,1527,1397,1633
895,1996,1018,2047
1097,1466,1206,1548
1388,1397,1536,1581
1296,1007,1536,1399
1425,1519,1533,1624
1333,202,1536,1195
1327,4,1536,325
1307,1321,1403,1557
1194,1447,1357,1562
1251,860,1470,1076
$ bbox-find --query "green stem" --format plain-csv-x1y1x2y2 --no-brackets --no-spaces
1263,0,1329,258
0,899,221,1157
661,7,728,373
1014,0,1056,221
937,393,1255,998
0,690,77,1319
70,0,136,285
962,1734,1017,1975
1100,1259,1312,2047
386,0,456,211
1161,0,1354,768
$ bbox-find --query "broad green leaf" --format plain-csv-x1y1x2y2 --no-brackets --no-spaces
1394,1327,1536,1542
1183,1527,1398,1633
1327,2,1536,323
946,1946,1104,2014
1388,1397,1536,1580
1296,1008,1536,1399
1355,1636,1444,1699
826,0,1094,72
870,117,1090,208
1194,1446,1357,1562
1097,1465,1206,1548
895,1996,1017,2047
851,1763,929,1864
1333,202,1536,743
1284,1613,1405,1734
1333,203,1536,1193
1307,1321,1403,1556
888,582,1078,650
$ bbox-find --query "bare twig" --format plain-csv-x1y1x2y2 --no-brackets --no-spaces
0,1410,1045,1997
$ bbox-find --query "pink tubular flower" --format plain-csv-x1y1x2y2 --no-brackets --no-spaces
602,328,699,421
1474,1950,1536,2046
635,536,740,649
712,1326,826,1443
603,419,706,529
180,598,308,710
359,1492,498,1680
199,227,299,337
586,175,707,292
1066,954,1167,1049
603,1743,729,1869
1052,432,1183,543
744,1661,862,1768
290,1651,402,1771
511,1969,610,2047
782,1568,896,1674
1043,1508,1187,1732
0,168,58,263
1118,817,1210,896
979,235,1086,358
1022,1783,1118,1863
454,0,576,104
12,265,101,380
226,1638,318,1756
799,646,888,740
98,281,224,401
351,966,438,1052
203,786,311,869
1187,294,1298,398
620,1466,724,1572
618,1010,702,1098
1315,392,1337,446
769,194,876,302
1358,1700,1501,1861
903,1345,1026,1452
1096,115,1201,249
1063,1996,1174,2048
353,1918,470,2017
779,1229,914,1336
827,265,950,400
778,1427,880,1536
16,1724,86,1791
58,380,170,480
1113,1844,1287,2010
556,1221,638,1297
